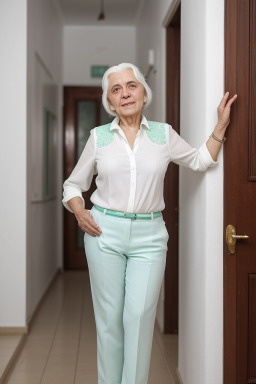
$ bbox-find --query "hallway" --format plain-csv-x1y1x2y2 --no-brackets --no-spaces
4,272,178,384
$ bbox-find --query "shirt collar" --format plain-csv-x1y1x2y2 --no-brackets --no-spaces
110,114,150,131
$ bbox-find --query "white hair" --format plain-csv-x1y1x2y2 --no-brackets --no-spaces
101,63,152,117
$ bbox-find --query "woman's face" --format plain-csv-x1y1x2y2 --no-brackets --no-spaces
107,68,146,119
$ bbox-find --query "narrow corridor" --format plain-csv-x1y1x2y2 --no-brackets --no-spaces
3,272,178,384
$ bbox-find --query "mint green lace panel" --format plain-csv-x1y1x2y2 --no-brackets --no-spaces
95,123,114,148
95,121,167,147
146,121,167,145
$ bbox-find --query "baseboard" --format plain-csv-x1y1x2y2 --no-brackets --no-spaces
176,367,184,384
27,268,62,327
0,334,26,384
0,268,62,384
0,327,28,335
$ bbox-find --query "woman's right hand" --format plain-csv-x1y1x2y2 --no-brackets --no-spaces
75,208,102,237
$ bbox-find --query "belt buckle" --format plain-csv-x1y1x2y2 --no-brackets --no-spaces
124,212,137,220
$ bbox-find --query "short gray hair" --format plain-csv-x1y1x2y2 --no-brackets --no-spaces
102,63,152,117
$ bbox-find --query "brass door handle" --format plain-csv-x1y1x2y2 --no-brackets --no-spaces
226,224,249,254
231,235,249,239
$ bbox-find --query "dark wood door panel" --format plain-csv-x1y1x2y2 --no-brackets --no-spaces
248,274,256,382
248,0,256,181
224,0,256,383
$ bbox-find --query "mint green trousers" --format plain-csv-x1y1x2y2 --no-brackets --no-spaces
84,205,169,384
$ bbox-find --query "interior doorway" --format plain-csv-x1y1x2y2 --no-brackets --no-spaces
224,0,256,382
63,86,112,269
164,2,181,334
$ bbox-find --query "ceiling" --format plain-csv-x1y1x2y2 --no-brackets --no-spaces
57,0,145,26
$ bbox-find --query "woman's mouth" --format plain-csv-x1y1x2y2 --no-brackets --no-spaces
121,102,135,107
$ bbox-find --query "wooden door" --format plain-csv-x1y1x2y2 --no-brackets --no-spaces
63,86,112,270
164,3,180,334
224,0,256,382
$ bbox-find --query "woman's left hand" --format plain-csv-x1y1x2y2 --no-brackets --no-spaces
217,91,238,129
206,92,238,162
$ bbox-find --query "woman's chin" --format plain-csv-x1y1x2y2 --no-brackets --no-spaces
118,107,142,118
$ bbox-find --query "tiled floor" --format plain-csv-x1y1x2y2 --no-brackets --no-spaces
4,271,179,384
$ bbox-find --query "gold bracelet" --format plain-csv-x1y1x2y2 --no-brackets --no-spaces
211,132,226,143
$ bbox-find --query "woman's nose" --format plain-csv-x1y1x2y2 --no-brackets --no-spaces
122,88,130,98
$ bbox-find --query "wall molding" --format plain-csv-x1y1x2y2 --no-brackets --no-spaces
162,0,181,27
0,335,26,384
0,327,28,335
176,367,184,384
0,269,62,384
27,268,62,326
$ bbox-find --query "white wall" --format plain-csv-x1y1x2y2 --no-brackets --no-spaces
0,0,27,327
136,0,224,383
63,26,136,85
136,0,173,122
179,1,224,383
204,1,224,381
136,0,174,331
26,0,63,322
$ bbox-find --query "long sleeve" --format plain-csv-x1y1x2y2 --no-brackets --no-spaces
168,125,219,171
62,129,96,213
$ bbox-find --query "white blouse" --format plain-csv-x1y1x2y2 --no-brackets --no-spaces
62,115,218,214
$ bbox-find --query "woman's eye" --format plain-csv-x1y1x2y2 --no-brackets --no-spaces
129,84,136,88
113,87,120,93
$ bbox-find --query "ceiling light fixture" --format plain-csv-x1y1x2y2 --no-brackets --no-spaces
98,0,105,20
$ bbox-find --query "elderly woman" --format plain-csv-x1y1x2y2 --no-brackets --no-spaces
62,63,237,384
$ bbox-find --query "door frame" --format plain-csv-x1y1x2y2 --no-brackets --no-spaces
224,0,239,381
164,2,181,334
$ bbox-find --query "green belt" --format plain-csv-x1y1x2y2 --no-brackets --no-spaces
93,205,162,220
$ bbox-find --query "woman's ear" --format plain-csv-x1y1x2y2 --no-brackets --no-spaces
143,90,147,104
